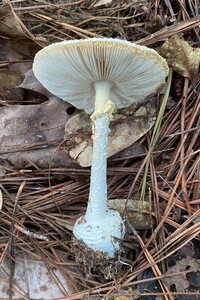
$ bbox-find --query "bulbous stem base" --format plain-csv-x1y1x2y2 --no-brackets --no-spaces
73,209,125,258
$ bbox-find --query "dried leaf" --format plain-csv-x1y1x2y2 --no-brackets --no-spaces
111,142,145,160
11,38,41,58
0,38,40,73
20,69,53,98
65,103,156,167
157,35,200,79
0,98,74,168
108,198,152,229
0,4,26,38
0,70,23,103
163,257,200,291
0,253,72,298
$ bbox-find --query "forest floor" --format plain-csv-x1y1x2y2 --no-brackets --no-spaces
0,0,200,299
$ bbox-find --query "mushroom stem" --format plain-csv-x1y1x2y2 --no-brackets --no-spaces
73,80,125,257
86,80,113,220
94,80,112,113
85,114,109,220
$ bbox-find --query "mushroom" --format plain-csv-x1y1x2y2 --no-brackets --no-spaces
33,38,169,258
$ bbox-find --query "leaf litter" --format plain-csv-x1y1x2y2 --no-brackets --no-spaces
157,35,200,80
0,0,199,299
163,257,200,292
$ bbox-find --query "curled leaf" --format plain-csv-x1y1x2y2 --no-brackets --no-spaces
157,35,200,79
20,69,53,98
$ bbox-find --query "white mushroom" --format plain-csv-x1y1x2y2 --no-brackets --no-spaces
33,38,169,258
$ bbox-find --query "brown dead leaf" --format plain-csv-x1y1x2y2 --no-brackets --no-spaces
0,38,40,73
10,38,41,59
0,70,23,103
163,257,200,292
111,142,145,160
0,98,75,168
0,4,26,38
157,35,200,79
20,69,53,99
65,103,156,167
108,199,153,229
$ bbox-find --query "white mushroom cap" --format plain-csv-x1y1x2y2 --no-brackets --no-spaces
33,38,169,114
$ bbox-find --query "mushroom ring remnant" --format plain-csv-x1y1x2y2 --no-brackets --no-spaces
33,38,169,258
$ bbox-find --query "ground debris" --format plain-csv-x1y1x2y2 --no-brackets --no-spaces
0,3,26,38
0,0,199,299
163,257,200,292
0,97,73,168
72,238,123,280
0,70,23,104
157,35,200,80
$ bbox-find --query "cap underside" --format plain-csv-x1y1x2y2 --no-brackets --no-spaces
33,38,169,114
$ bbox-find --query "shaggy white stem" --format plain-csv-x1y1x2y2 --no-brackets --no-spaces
73,80,125,257
86,80,113,220
86,115,109,220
